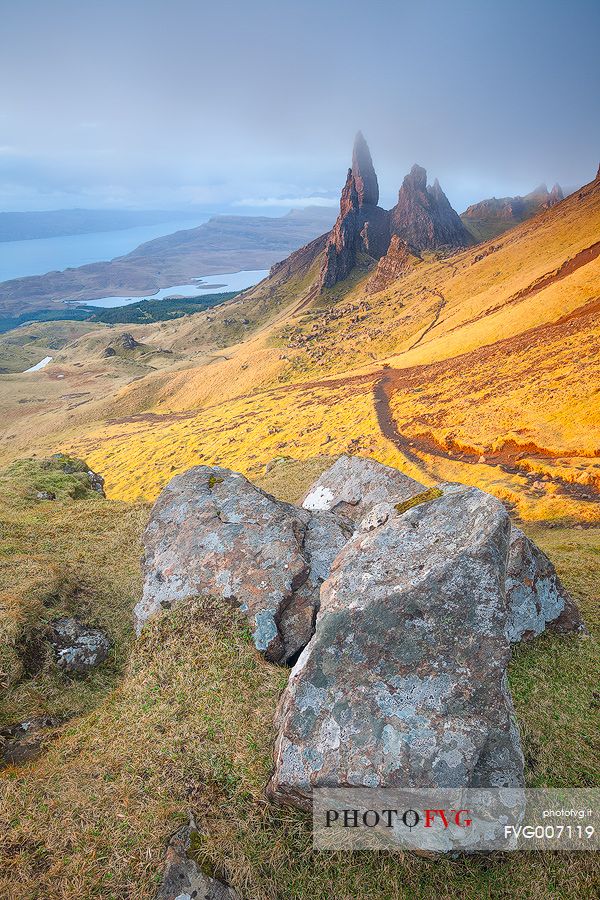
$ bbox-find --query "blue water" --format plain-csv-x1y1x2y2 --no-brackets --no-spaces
77,269,269,308
0,217,208,282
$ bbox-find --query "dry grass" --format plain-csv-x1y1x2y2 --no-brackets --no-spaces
0,458,147,727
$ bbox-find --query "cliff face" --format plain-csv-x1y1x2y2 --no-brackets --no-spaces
316,135,475,291
319,133,390,290
365,235,420,294
390,165,474,252
462,182,564,241
546,183,564,207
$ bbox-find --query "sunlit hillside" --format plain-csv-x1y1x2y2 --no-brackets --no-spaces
1,170,598,523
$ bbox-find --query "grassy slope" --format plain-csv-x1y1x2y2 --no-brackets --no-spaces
0,460,597,899
0,172,590,523
0,459,147,727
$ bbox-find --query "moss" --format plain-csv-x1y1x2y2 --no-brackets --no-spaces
0,455,102,503
208,476,223,489
395,486,443,514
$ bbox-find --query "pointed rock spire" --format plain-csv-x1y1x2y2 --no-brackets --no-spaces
318,133,390,290
390,164,473,251
351,131,379,207
548,183,564,204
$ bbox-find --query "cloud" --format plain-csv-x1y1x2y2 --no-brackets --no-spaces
234,196,338,208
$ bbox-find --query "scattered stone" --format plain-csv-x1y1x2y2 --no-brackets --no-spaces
0,716,61,768
157,814,238,900
268,485,524,810
36,490,56,501
86,469,105,495
103,346,116,357
49,617,111,674
135,466,352,663
264,456,290,475
505,527,588,642
301,455,425,522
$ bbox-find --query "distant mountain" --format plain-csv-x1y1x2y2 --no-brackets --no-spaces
0,206,337,315
461,183,564,242
0,208,204,242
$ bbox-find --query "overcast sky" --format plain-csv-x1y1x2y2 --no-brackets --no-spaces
1,0,598,213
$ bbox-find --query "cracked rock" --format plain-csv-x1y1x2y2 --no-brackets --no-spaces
135,466,352,663
268,484,524,810
301,455,426,522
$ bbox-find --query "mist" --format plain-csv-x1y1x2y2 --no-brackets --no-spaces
1,0,598,213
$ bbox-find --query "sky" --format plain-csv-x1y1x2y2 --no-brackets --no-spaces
1,0,599,214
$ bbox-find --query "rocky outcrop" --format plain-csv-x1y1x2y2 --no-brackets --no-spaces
351,130,380,207
135,466,352,663
49,617,111,675
157,814,238,900
461,182,565,240
301,454,426,522
120,332,139,350
545,183,564,208
319,133,390,290
365,235,421,294
505,527,587,642
390,165,474,252
268,485,523,810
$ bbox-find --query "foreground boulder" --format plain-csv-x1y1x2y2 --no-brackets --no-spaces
268,485,524,810
135,466,352,663
157,814,238,900
506,527,587,642
302,462,585,644
301,455,426,522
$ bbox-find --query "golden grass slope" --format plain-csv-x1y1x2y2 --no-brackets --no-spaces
1,171,599,523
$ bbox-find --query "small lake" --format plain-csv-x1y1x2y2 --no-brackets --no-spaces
76,269,269,308
0,217,208,283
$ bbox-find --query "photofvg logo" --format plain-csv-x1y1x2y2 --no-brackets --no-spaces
324,806,473,830
313,788,600,854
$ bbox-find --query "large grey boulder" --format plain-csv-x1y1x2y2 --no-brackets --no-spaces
135,466,352,664
357,479,587,644
301,455,426,522
157,814,238,900
268,485,524,810
506,527,587,643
